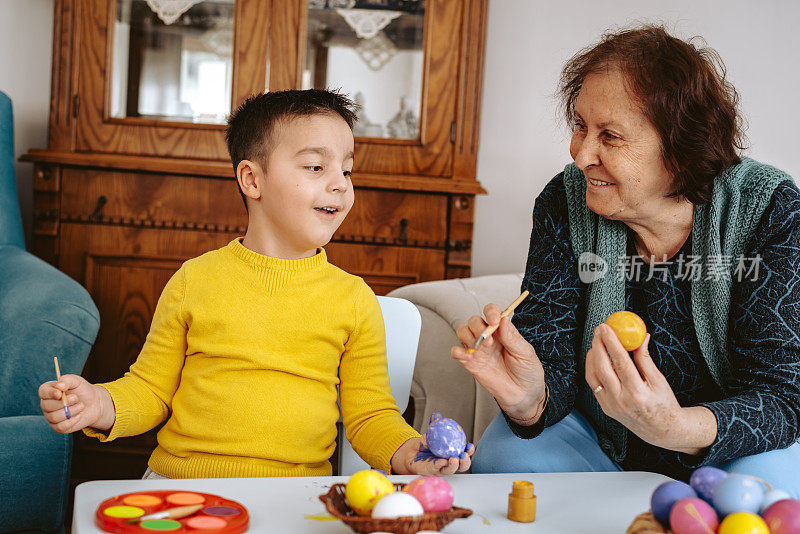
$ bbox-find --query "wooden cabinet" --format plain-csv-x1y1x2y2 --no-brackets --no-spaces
24,0,487,482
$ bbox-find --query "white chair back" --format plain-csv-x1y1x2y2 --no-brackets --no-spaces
337,296,421,475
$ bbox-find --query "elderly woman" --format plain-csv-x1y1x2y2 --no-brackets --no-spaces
454,25,800,495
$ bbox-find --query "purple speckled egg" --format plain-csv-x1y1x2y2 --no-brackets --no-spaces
762,499,800,534
426,412,467,459
712,474,765,518
404,476,454,513
669,497,719,534
651,481,697,525
689,466,729,503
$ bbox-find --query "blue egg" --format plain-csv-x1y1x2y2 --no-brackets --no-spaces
760,488,791,513
712,474,765,518
426,412,467,458
690,466,729,503
651,481,697,525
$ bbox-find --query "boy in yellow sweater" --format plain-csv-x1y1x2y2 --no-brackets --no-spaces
38,89,473,479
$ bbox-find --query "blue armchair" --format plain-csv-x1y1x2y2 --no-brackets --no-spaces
0,91,100,533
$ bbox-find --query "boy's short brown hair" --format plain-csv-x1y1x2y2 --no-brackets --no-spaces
225,89,358,206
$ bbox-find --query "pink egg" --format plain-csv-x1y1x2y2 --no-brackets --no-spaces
669,497,719,534
403,476,454,513
762,499,800,534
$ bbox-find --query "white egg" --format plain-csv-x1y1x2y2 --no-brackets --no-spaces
371,492,424,519
760,488,792,513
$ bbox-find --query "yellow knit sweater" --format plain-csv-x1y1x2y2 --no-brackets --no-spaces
84,238,419,478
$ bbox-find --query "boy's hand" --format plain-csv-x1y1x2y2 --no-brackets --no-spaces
390,435,474,476
38,375,115,434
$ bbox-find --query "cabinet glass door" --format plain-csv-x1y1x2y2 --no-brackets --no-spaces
77,0,270,159
110,0,235,124
303,1,425,140
269,0,461,177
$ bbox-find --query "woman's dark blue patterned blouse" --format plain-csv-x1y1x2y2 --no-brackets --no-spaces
506,173,800,480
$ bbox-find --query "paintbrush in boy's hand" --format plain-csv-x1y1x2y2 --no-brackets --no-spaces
53,356,71,419
467,290,529,352
126,504,204,523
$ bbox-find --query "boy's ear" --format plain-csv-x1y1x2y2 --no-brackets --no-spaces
236,159,263,202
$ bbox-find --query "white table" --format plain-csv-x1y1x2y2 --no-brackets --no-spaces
73,471,671,533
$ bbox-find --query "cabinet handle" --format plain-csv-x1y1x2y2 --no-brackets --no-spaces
89,196,107,221
398,218,409,244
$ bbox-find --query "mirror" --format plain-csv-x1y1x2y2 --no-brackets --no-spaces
302,1,426,140
111,0,234,124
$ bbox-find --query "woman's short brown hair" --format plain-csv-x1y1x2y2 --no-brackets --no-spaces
559,25,746,205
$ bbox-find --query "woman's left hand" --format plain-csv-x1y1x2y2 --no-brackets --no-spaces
391,435,474,475
585,324,715,454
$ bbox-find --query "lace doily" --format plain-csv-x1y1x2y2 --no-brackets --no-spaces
337,8,401,39
145,0,202,25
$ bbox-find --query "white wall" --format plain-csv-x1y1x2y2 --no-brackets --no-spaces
473,0,800,276
0,0,54,245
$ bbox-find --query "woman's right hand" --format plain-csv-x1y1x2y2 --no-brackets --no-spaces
38,375,116,434
451,303,547,424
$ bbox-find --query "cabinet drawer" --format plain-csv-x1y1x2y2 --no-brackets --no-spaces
338,190,447,245
60,169,247,232
326,242,446,295
60,169,448,243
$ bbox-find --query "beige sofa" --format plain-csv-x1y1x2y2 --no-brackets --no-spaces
388,273,524,444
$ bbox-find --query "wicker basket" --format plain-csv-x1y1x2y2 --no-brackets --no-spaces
318,483,473,533
626,511,669,534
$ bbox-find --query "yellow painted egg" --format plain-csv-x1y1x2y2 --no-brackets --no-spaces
718,512,770,534
345,470,394,516
605,311,647,351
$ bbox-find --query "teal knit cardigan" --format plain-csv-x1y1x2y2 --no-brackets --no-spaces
563,158,792,463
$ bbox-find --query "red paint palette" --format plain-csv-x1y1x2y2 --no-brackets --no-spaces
95,491,248,533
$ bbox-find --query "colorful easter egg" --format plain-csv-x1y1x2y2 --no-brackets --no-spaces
605,311,647,350
717,512,769,534
345,470,394,516
762,499,800,534
669,497,719,534
371,492,424,519
426,412,467,458
689,466,729,503
651,481,697,525
760,489,791,513
712,474,765,518
404,476,454,513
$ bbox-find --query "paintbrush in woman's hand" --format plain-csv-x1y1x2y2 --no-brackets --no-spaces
468,290,529,352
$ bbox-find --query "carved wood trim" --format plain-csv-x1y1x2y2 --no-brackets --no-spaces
61,214,247,234
21,150,487,194
48,0,77,150
330,234,450,250
232,0,271,108
445,194,476,278
34,165,61,192
57,213,466,250
453,0,488,181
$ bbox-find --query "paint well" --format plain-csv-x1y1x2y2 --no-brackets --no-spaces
123,494,163,507
165,492,205,505
140,519,182,531
203,505,241,516
102,505,144,518
186,516,228,529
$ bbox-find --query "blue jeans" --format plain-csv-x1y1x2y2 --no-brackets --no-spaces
473,410,800,499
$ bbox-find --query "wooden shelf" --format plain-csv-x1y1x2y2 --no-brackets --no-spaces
22,149,486,195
